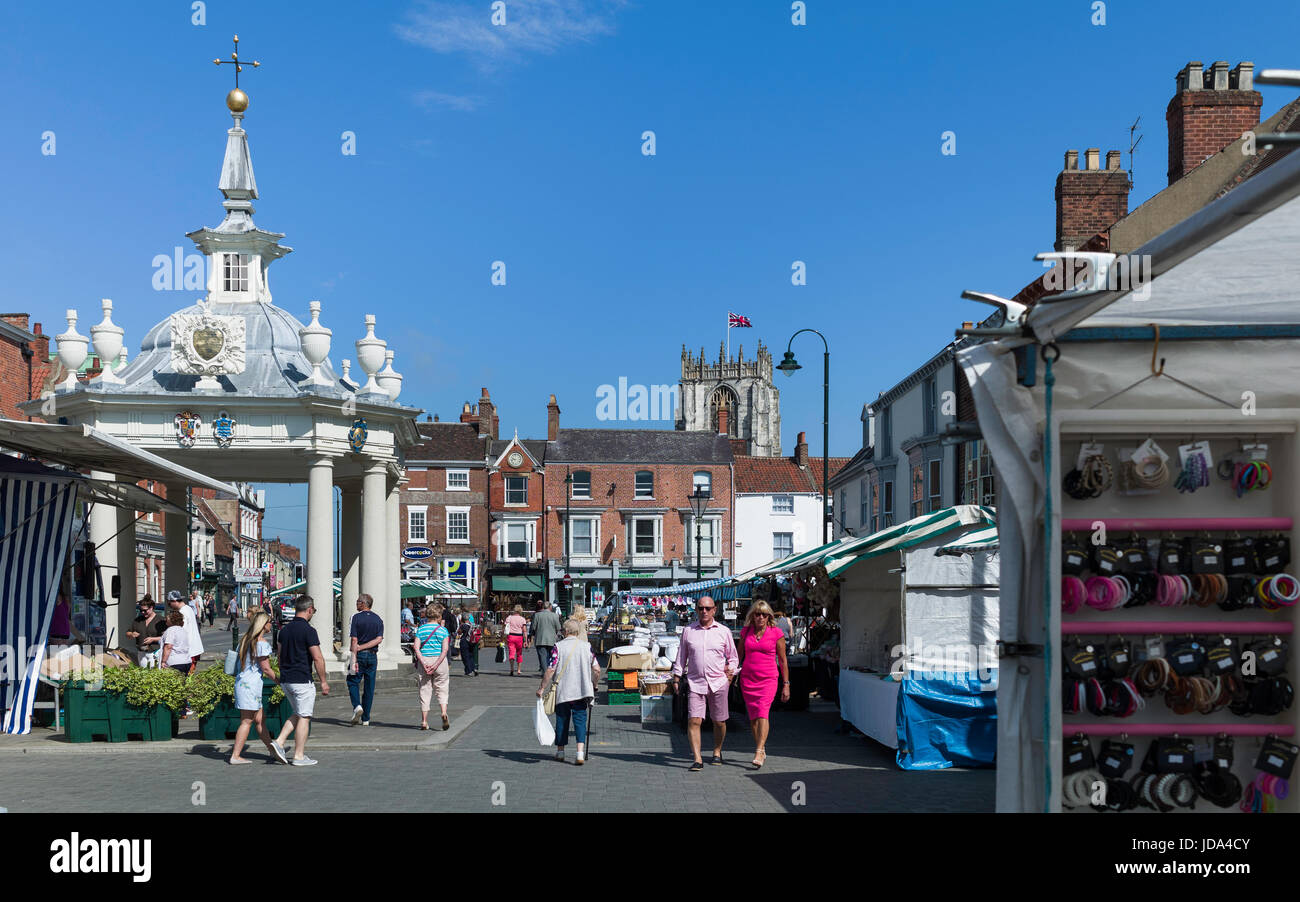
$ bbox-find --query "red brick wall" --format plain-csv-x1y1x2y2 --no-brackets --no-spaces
1167,90,1261,184
399,465,490,553
1055,165,1130,251
0,315,50,421
487,449,546,565
543,462,732,566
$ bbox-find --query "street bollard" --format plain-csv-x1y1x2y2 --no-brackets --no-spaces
231,623,240,650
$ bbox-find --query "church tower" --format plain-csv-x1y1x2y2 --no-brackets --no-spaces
676,341,781,457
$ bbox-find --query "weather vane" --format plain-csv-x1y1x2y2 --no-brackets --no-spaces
213,34,260,112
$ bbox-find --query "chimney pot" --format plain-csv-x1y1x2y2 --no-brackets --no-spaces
1210,60,1230,90
1064,150,1078,170
961,321,973,330
1106,150,1122,170
1231,62,1254,91
33,323,42,335
1084,148,1100,171
1181,61,1204,92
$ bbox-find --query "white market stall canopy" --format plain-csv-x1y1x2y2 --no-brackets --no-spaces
0,421,239,497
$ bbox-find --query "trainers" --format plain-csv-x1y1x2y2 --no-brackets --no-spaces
291,756,318,767
269,742,289,765
350,705,363,726
362,721,370,726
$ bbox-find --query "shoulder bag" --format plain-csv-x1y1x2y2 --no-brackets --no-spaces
543,644,568,716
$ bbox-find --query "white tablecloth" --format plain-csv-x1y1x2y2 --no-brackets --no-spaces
839,669,901,750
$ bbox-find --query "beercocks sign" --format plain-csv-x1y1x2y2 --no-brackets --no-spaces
403,546,434,559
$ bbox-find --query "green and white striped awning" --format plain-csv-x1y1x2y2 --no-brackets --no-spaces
269,578,474,599
821,506,995,576
937,524,999,554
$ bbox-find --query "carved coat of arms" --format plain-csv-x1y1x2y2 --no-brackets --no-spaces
175,411,202,448
213,410,237,448
170,305,246,390
348,417,368,453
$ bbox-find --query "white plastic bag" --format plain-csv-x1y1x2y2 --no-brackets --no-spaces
534,698,555,747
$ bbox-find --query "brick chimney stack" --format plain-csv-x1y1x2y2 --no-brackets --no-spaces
1166,61,1260,185
795,431,810,468
477,388,498,440
460,401,477,432
716,406,729,437
1055,147,1131,251
547,394,561,442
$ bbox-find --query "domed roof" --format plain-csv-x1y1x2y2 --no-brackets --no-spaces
96,300,367,400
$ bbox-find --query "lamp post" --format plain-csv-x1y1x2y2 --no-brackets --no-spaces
563,468,572,613
777,328,831,544
688,485,711,581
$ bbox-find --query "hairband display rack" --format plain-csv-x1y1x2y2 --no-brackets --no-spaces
1053,422,1299,814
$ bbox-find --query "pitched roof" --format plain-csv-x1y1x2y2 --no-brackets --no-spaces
734,454,852,494
489,437,548,464
546,429,734,464
410,422,489,463
1015,95,1300,309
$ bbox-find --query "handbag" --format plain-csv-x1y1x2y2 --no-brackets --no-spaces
495,643,506,663
224,648,239,676
543,646,567,716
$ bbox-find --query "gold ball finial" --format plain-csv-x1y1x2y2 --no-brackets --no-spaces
226,88,249,112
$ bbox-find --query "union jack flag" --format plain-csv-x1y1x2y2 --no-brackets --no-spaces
728,312,752,328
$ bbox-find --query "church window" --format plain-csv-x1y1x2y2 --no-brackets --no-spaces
710,386,738,437
222,253,251,292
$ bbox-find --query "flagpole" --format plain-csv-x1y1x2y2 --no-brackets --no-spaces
726,311,730,362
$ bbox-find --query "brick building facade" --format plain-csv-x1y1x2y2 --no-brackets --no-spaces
0,314,51,421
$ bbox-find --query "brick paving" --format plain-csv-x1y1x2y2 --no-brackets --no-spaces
0,625,995,812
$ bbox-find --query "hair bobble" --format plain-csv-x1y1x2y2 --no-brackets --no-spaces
1062,576,1086,613
1086,576,1122,610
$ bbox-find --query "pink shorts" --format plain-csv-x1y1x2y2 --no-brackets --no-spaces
507,634,524,662
686,687,729,722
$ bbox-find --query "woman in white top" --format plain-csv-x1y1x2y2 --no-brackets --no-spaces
537,619,602,765
160,612,191,675
230,611,287,765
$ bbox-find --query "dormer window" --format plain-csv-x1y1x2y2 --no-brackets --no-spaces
222,253,251,292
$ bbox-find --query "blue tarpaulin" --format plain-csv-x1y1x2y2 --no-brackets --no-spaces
895,671,997,770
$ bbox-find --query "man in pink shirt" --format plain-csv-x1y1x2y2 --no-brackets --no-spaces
672,595,739,771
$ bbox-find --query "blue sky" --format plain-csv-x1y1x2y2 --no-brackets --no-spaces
5,0,1298,546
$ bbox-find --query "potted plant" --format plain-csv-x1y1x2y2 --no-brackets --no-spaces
191,660,288,740
62,663,125,743
105,666,185,741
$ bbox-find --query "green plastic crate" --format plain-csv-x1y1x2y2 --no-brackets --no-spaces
607,690,641,705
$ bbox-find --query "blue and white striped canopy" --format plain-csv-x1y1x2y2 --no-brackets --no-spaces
1,468,80,734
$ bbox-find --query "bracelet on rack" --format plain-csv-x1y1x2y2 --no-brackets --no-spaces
1174,452,1210,494
1132,455,1170,490
1257,574,1300,610
1235,461,1273,498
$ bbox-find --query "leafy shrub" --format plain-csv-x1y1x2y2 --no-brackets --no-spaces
185,660,285,718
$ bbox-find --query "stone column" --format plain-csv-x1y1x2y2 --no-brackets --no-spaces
88,471,120,647
306,454,339,666
340,483,361,615
384,476,402,666
361,460,391,665
163,482,189,599
114,506,138,648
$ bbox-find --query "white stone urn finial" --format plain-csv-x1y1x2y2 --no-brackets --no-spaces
299,300,333,386
90,298,125,386
340,359,353,386
376,349,403,402
355,314,386,395
56,309,89,392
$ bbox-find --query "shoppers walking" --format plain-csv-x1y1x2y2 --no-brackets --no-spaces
160,611,191,675
737,600,789,769
414,603,451,730
504,604,528,677
531,600,561,675
272,595,330,766
126,597,166,667
538,619,602,765
166,590,205,673
458,606,480,676
346,593,383,726
664,604,680,635
226,597,239,630
229,611,288,765
672,595,739,771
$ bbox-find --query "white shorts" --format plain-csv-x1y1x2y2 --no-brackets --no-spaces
284,682,316,718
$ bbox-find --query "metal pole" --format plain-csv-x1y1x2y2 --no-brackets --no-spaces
564,467,571,614
823,348,830,544
695,519,702,581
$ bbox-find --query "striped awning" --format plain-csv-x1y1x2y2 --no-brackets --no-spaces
1,467,80,734
937,524,1000,554
269,578,475,599
822,506,996,577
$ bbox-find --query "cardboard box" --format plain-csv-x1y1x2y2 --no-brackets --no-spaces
607,650,651,671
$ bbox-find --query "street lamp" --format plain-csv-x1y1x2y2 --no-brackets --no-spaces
563,468,572,613
778,328,831,544
688,484,711,581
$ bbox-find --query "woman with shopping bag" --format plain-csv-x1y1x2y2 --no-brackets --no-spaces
536,619,602,765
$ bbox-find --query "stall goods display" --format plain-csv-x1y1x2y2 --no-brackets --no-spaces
1061,440,1270,502
1060,532,1294,613
1062,733,1297,813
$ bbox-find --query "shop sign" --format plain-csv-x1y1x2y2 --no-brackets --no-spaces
404,545,434,559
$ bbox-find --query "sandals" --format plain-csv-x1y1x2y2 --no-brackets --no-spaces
710,754,723,766
752,750,766,769
441,714,450,731
689,761,704,772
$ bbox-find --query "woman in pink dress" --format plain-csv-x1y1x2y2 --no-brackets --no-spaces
737,600,789,769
